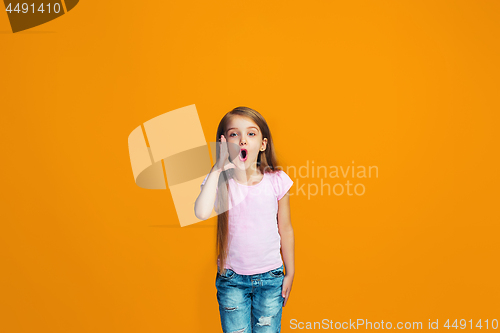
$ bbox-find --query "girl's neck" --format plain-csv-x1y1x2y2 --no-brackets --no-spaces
233,164,262,184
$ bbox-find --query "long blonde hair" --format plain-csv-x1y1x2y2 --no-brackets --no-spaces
215,107,281,275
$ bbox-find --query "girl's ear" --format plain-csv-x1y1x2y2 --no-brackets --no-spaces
261,138,268,151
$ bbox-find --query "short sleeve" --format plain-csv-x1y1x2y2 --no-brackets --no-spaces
273,170,294,201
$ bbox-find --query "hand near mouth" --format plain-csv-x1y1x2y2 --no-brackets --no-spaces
215,135,236,172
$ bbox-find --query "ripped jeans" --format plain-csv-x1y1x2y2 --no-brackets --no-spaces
216,265,285,333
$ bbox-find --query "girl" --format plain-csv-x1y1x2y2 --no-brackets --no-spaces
194,107,295,333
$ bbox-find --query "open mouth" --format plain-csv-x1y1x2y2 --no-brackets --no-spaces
239,149,248,161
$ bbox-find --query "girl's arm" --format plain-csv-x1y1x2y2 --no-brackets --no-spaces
194,135,234,220
278,191,295,306
194,165,222,220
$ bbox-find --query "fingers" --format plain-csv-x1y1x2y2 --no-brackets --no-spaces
218,135,240,171
283,291,289,307
220,135,228,153
282,280,292,307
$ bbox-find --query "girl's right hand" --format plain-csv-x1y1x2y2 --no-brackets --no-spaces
215,135,236,172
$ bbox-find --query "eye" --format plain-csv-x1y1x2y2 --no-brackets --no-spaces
249,132,256,136
229,132,237,137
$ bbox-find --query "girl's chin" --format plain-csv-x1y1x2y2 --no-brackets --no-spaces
234,161,247,170
233,158,253,170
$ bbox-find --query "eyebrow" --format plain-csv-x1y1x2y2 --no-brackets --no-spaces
226,126,259,132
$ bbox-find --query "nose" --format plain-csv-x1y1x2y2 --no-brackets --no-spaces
240,138,247,146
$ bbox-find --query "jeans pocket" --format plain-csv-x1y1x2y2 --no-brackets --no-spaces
268,265,284,278
218,268,237,280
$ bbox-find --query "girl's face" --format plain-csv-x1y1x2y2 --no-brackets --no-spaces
225,116,267,170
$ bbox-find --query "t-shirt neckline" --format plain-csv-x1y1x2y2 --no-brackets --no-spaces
232,172,267,187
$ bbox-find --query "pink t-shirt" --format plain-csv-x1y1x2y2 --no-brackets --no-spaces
200,170,294,275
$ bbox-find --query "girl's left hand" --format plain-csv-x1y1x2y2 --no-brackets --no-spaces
282,274,294,307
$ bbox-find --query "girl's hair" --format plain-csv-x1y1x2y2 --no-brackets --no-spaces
215,106,280,276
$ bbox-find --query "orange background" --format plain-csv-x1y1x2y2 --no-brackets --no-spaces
1,1,499,332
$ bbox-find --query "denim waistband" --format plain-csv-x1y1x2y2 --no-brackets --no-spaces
217,264,284,278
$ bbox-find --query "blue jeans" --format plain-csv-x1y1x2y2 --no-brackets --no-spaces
216,265,285,333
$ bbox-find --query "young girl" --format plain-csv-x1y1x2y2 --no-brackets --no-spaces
194,107,295,333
